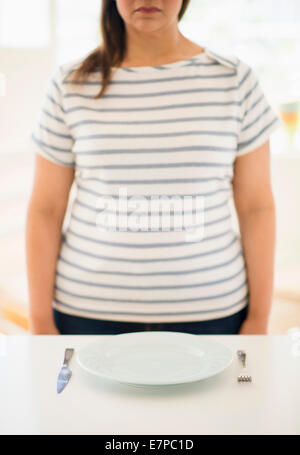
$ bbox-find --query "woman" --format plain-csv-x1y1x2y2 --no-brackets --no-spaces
26,0,282,335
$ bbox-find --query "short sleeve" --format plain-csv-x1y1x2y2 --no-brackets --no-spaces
30,66,76,167
236,60,283,157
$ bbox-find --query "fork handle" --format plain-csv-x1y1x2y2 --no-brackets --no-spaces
242,353,246,368
63,348,74,367
241,354,246,368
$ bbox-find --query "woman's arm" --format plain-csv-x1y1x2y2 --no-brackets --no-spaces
232,140,276,334
25,155,75,334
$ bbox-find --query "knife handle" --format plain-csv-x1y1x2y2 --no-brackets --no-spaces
63,348,74,366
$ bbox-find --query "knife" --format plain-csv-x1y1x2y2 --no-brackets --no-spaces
56,348,74,394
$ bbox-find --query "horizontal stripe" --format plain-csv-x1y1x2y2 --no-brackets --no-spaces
63,79,258,116
69,116,242,129
76,130,238,141
76,175,231,184
66,217,229,248
55,278,247,304
56,264,245,290
65,100,242,115
76,162,232,170
63,71,237,86
63,74,251,101
64,85,238,100
76,183,231,199
64,226,232,246
69,211,231,230
58,248,241,275
61,58,224,73
64,60,221,76
73,196,228,215
63,234,237,263
75,145,235,156
53,293,249,317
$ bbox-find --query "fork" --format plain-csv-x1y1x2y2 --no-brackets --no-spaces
237,349,252,382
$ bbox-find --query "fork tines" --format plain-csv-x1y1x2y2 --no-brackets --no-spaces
237,375,252,382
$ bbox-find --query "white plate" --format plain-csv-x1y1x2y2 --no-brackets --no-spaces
77,331,233,387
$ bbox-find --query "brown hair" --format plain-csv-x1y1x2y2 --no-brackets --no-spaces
68,0,191,99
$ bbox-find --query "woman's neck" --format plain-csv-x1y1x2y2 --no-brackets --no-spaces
121,30,204,67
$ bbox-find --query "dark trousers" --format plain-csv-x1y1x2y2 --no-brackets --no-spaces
53,304,249,335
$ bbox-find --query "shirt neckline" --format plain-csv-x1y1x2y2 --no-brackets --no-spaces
112,47,210,72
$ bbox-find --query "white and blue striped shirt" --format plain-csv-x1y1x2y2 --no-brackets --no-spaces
30,46,282,322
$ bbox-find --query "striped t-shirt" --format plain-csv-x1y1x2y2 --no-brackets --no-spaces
30,46,283,323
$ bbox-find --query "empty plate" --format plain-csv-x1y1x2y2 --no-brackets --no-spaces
77,331,233,386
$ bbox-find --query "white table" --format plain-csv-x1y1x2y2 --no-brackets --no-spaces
0,335,299,435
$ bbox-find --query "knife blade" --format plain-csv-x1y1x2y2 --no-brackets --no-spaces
57,348,74,394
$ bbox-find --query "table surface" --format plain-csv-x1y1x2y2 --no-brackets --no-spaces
1,334,299,435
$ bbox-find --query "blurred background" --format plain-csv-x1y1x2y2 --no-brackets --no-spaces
0,0,299,334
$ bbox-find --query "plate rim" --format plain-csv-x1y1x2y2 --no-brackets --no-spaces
76,331,233,386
